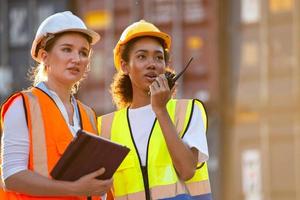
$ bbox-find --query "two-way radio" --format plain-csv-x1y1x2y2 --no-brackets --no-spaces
165,57,194,89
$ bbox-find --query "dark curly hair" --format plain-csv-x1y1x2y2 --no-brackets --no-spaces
110,36,173,109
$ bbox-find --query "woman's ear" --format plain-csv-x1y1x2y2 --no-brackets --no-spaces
39,49,49,66
120,59,129,75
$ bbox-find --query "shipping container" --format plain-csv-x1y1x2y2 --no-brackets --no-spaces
0,0,72,103
221,0,300,199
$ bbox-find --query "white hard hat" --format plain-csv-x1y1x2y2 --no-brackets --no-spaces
31,11,100,62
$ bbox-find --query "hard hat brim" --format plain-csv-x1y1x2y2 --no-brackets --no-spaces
119,31,170,49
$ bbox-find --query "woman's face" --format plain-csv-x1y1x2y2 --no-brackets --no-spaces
44,32,91,88
123,37,166,93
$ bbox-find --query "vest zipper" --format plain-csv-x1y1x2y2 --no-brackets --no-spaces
141,166,150,200
127,108,157,200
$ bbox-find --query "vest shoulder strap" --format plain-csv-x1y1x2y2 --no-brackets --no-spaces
176,99,208,137
77,100,97,133
174,99,191,137
99,112,115,139
194,99,208,131
22,90,49,177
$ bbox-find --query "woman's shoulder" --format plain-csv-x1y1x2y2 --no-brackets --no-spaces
172,98,204,104
175,98,206,111
172,98,207,122
1,92,25,119
98,107,125,119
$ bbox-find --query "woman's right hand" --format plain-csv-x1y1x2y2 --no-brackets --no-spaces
150,74,177,115
71,168,113,196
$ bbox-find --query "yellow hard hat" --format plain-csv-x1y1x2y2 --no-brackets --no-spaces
113,20,171,70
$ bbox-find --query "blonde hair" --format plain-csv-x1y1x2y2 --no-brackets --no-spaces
31,63,48,86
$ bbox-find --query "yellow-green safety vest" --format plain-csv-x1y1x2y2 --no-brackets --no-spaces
98,99,212,200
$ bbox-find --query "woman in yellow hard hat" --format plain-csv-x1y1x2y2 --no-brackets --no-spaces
98,20,212,200
0,11,113,199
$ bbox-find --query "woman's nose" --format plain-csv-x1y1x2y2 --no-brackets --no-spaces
147,58,157,68
147,62,156,69
71,52,81,63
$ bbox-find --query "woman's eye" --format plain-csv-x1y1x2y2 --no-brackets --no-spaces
155,55,164,62
62,47,71,52
137,55,146,60
156,55,164,61
80,51,88,57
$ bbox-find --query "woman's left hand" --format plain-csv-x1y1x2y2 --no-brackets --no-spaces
149,74,176,113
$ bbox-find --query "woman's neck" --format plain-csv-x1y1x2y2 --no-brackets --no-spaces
44,80,72,104
130,87,151,109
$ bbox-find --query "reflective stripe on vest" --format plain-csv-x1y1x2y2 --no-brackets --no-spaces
174,99,189,135
23,91,48,176
98,99,211,200
184,100,211,196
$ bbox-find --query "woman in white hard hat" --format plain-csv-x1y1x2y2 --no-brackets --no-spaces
98,20,212,200
0,11,113,200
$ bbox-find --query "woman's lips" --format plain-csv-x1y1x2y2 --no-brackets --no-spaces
67,67,80,74
145,74,157,82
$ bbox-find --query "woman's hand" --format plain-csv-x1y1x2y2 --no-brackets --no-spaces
149,74,176,114
71,168,113,196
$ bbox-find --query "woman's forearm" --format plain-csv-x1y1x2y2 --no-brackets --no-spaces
4,170,76,196
4,168,112,197
155,108,198,180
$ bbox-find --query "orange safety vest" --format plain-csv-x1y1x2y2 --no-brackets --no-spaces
0,87,114,200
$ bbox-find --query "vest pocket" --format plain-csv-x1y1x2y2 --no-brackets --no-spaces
152,163,178,185
114,154,143,196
